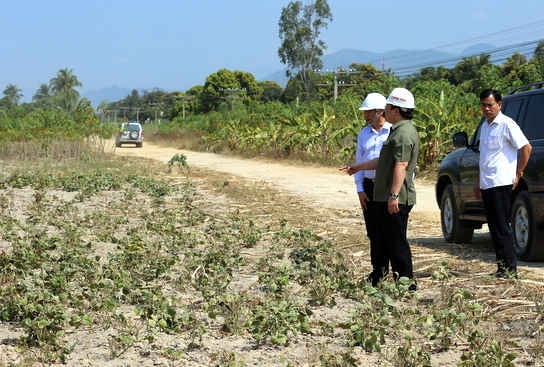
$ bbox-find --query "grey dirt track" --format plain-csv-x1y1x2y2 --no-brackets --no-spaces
111,140,439,215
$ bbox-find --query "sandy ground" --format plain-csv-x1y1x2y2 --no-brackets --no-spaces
110,141,438,215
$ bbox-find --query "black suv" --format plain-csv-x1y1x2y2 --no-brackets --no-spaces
436,82,544,261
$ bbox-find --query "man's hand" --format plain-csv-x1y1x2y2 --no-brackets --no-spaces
339,165,357,175
513,170,523,190
358,192,369,211
387,197,399,214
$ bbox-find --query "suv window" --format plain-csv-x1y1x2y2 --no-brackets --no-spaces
125,124,141,132
521,94,544,140
502,98,524,122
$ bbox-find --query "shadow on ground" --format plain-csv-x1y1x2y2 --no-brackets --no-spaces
412,231,544,274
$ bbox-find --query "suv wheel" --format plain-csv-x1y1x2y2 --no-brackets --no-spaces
512,192,538,260
441,185,474,243
129,131,139,139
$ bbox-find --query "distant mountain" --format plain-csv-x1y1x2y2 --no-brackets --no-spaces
261,45,505,86
321,48,380,69
82,86,132,107
460,43,496,56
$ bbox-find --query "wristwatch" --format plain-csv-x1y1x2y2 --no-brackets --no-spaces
389,192,399,200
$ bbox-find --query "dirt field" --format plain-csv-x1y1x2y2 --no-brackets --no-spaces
0,140,542,366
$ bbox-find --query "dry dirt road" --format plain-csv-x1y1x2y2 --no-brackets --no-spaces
111,141,438,215
110,140,544,277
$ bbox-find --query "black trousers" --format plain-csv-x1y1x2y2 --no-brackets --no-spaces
375,201,414,279
362,178,388,272
481,185,517,271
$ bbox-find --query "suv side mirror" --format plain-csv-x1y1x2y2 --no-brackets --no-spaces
452,132,468,148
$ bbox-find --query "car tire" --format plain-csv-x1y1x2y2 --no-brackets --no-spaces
129,131,139,140
440,184,474,243
136,142,143,148
511,192,540,261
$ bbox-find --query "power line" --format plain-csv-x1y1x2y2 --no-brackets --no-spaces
358,19,544,72
393,39,543,78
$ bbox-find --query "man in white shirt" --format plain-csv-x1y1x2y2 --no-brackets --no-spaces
478,89,532,278
353,93,392,286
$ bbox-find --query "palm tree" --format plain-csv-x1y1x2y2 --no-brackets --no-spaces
3,84,23,106
33,83,51,102
49,68,83,110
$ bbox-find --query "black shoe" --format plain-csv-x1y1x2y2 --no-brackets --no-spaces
366,271,382,287
494,270,517,279
366,268,388,287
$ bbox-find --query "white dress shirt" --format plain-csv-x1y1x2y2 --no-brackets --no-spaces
354,122,391,192
479,111,529,190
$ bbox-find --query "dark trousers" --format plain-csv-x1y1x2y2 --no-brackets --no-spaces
375,201,414,279
362,179,388,273
481,185,517,271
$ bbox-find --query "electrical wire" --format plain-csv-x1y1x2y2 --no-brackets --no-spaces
365,18,544,68
392,39,543,78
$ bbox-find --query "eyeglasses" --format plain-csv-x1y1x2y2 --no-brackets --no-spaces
480,102,497,108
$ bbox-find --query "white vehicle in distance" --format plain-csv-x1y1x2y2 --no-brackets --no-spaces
115,121,144,148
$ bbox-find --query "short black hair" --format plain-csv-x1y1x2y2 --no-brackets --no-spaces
480,89,502,102
399,109,413,119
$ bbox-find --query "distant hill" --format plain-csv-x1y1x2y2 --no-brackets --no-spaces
262,45,496,86
86,44,502,103
460,43,496,56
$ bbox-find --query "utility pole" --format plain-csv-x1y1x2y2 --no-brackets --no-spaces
218,88,246,110
119,106,130,120
148,102,161,123
316,69,359,103
135,108,142,123
176,95,194,119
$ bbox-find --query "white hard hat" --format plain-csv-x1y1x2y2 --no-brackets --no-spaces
359,92,386,110
386,88,415,109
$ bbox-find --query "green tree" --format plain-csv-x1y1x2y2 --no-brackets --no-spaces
449,55,491,86
347,63,399,97
200,69,255,112
185,85,204,113
405,66,450,89
278,0,332,99
467,63,505,94
49,68,82,111
282,76,305,103
33,83,51,103
2,84,23,107
234,71,263,100
258,81,283,102
532,40,544,79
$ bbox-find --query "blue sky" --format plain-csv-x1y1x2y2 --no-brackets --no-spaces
2,0,544,100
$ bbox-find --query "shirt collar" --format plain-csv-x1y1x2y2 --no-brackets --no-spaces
391,119,411,130
486,111,505,125
367,121,391,133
